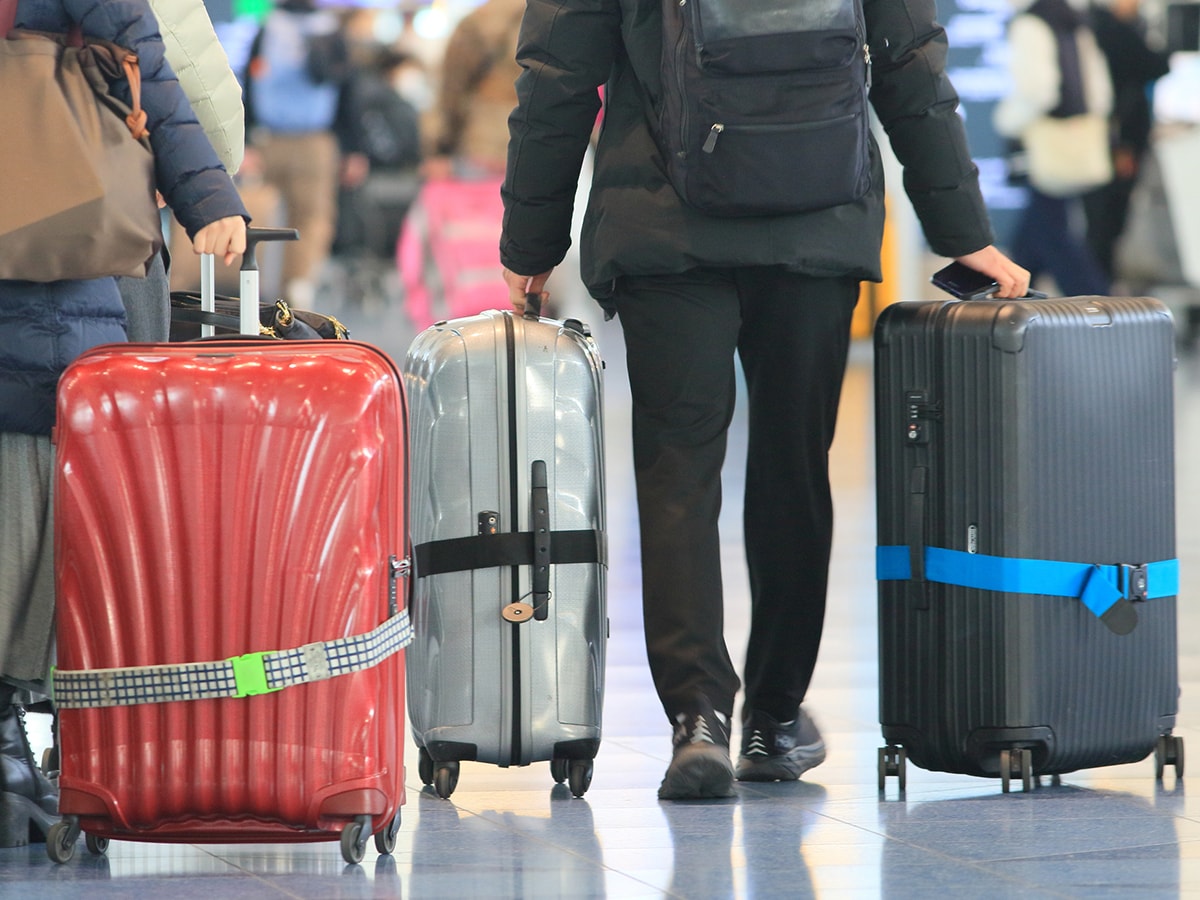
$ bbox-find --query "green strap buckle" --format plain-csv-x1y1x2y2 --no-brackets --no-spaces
229,652,282,698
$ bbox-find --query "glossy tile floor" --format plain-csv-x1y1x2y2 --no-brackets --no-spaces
5,275,1200,898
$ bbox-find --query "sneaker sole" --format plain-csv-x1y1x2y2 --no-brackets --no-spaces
658,746,737,800
735,744,826,782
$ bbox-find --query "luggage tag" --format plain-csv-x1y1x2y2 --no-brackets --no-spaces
480,508,537,622
502,602,535,623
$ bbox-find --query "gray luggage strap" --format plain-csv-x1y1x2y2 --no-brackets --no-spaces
51,609,412,710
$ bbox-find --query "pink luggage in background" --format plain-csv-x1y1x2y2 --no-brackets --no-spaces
397,176,506,328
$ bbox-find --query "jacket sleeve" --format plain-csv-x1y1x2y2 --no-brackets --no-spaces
500,0,618,276
865,0,994,258
64,0,249,237
146,0,245,174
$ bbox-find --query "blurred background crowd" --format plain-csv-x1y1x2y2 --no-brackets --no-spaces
179,0,1200,349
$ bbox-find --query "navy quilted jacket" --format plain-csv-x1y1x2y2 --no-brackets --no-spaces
0,0,248,435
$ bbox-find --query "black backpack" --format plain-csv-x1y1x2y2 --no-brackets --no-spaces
346,74,422,171
653,0,873,217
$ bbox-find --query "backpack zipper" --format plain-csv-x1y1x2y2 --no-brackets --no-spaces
701,112,861,154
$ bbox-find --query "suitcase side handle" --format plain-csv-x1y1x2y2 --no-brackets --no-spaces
531,459,551,620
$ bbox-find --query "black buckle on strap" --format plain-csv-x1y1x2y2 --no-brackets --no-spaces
1119,564,1149,602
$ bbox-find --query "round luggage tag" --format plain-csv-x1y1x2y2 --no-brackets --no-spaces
502,602,535,623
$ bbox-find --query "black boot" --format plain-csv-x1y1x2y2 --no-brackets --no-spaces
0,683,59,847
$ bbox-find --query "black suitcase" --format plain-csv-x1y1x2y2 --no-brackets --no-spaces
873,296,1183,792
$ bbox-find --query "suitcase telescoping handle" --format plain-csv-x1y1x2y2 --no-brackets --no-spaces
198,226,300,337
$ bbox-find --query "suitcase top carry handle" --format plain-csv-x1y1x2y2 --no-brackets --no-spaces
524,291,542,320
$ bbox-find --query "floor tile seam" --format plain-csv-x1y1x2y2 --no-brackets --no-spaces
784,806,1155,894
190,844,310,898
593,735,674,764
869,836,1084,899
963,837,1200,866
426,801,672,896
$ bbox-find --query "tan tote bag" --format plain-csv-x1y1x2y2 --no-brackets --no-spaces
1022,113,1114,199
0,29,161,281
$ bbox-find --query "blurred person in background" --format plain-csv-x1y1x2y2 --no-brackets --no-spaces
422,0,524,181
243,0,351,307
995,0,1113,296
1084,0,1170,281
333,28,422,265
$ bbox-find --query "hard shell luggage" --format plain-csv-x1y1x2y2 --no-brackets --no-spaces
403,300,607,798
48,228,412,863
873,295,1183,792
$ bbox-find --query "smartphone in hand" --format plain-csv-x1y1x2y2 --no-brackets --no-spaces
930,261,1049,300
930,261,1000,300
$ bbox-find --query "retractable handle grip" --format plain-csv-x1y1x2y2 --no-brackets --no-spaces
241,226,300,271
239,226,300,335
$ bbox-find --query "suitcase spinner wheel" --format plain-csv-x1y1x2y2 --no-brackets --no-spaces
551,756,594,796
877,745,907,793
999,749,1034,794
434,763,460,800
45,817,108,864
1155,734,1185,779
418,745,435,785
568,759,594,797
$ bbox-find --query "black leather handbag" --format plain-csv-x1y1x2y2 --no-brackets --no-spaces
169,292,349,341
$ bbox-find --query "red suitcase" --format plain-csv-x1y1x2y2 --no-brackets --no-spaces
46,232,411,864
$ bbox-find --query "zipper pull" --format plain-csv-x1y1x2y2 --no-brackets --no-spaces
702,123,723,153
864,43,872,89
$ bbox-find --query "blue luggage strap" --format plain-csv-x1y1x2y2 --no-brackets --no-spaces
51,609,412,710
877,545,1178,630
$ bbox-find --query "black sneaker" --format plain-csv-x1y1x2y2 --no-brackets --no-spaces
735,707,826,782
657,703,736,800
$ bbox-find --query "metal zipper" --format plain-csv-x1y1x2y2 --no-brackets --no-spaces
701,112,861,154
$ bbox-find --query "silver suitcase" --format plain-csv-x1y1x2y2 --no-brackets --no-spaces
404,306,607,798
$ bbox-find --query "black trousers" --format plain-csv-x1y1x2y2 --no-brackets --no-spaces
613,267,859,724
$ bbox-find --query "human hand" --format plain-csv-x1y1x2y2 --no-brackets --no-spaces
192,216,248,266
502,267,553,314
954,246,1031,299
341,152,370,188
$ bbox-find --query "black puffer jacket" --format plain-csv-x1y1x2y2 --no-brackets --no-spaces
500,0,994,310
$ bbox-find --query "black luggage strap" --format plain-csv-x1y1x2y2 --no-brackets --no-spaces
413,529,606,579
876,546,1178,635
